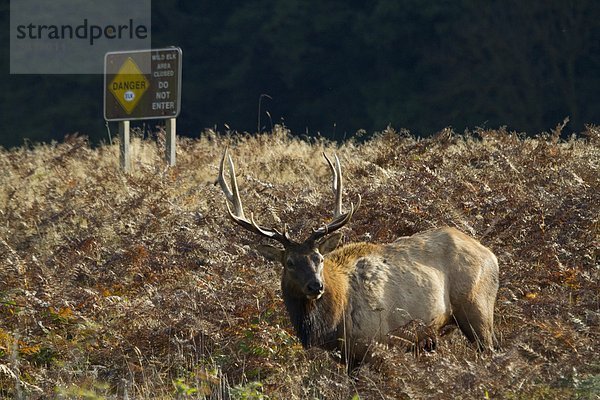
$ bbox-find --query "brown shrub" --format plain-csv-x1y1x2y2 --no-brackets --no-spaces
0,125,598,399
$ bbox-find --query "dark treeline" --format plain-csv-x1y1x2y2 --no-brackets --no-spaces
1,0,598,148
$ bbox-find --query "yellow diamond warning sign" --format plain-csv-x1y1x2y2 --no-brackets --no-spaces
104,48,182,121
108,57,149,115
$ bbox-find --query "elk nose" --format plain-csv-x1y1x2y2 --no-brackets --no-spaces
306,280,324,294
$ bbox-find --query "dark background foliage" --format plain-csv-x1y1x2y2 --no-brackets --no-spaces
1,0,599,148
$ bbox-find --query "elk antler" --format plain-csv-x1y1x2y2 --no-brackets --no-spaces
218,149,291,244
308,153,361,243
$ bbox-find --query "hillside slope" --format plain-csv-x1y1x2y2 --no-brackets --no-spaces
1,126,599,399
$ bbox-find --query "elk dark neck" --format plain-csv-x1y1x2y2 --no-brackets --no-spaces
282,290,340,350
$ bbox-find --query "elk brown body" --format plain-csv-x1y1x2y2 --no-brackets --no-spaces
218,150,499,365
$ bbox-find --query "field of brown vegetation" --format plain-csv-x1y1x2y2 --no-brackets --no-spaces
0,125,599,399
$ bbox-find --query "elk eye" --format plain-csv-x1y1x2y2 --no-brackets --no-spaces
286,260,295,269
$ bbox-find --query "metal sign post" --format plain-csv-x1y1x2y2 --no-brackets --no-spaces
119,120,131,172
104,47,182,170
165,118,176,166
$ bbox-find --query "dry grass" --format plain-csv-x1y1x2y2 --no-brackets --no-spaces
0,125,599,399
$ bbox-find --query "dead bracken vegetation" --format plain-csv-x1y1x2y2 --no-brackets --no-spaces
0,125,598,399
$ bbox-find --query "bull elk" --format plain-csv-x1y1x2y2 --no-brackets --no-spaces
218,150,499,365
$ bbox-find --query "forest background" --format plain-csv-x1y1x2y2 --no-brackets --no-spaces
1,0,599,148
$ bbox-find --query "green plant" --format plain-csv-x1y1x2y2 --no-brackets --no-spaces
173,377,198,398
230,381,268,400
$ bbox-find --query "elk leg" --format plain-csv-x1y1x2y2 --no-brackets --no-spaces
453,303,494,351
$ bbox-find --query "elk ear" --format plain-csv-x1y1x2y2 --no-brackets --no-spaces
318,232,343,255
256,244,285,262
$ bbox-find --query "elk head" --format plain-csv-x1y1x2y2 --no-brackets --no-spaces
218,150,360,300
